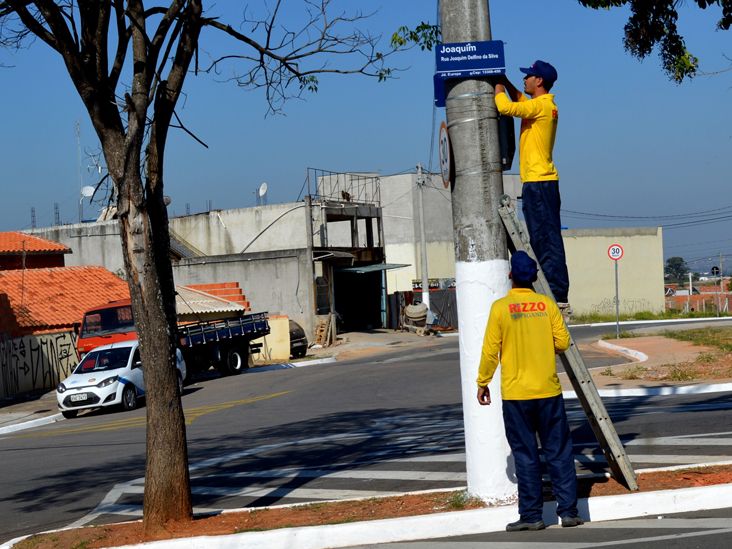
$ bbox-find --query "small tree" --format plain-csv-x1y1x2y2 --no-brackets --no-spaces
578,0,732,82
0,0,409,535
665,256,689,282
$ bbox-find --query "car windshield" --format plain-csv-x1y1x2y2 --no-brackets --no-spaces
74,348,131,374
80,305,135,337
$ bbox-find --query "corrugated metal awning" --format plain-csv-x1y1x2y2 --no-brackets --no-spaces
336,263,410,274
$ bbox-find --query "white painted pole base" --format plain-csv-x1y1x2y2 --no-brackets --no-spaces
455,260,517,503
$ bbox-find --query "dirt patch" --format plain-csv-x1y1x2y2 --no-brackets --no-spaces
602,351,732,382
15,465,732,549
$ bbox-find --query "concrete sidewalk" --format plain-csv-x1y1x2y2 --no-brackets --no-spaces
3,329,732,548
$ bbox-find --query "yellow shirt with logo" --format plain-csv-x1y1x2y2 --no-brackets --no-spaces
495,92,559,182
477,288,570,400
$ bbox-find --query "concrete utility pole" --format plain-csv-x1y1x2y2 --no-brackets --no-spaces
416,163,430,310
440,1,515,501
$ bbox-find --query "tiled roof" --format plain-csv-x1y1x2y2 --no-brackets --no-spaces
0,232,71,255
0,266,129,333
0,267,254,337
186,282,250,311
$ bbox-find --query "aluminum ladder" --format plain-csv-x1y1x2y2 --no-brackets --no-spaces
498,194,638,491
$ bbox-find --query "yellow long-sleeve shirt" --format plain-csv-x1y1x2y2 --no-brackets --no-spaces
477,288,570,400
495,92,559,182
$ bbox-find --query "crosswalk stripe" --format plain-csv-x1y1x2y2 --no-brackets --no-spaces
190,486,403,499
194,469,467,482
626,436,732,446
575,454,731,465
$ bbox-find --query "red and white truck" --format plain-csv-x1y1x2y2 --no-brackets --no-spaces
77,298,269,376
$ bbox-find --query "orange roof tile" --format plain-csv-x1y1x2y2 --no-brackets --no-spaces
0,232,71,255
0,266,129,333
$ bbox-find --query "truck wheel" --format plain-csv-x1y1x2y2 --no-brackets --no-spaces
62,410,78,419
224,346,249,375
121,385,138,411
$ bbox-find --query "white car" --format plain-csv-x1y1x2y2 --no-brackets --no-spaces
57,340,186,419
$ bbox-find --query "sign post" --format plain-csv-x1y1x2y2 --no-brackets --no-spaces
608,244,624,338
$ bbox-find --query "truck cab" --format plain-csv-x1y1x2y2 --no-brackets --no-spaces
77,299,137,358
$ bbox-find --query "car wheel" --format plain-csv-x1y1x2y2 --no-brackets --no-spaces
225,346,249,375
62,410,78,419
121,385,138,411
293,347,307,359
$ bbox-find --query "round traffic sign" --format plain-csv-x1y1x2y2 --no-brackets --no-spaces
438,121,452,189
608,244,624,261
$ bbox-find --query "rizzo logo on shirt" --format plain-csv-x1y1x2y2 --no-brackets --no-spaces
508,302,546,313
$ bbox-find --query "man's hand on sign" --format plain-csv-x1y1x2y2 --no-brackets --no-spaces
477,386,491,406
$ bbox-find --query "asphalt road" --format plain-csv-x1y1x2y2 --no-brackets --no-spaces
1,332,731,543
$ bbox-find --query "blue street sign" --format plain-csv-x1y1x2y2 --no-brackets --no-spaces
434,40,505,107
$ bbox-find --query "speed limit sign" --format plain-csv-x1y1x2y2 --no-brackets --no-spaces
608,244,624,261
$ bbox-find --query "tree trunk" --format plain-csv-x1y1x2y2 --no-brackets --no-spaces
113,147,192,533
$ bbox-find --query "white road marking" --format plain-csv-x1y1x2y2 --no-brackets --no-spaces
194,468,467,482
626,436,732,446
575,453,732,465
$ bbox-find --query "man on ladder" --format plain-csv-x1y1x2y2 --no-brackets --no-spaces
495,60,571,317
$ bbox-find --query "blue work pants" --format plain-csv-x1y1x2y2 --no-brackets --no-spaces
521,181,570,303
502,395,578,522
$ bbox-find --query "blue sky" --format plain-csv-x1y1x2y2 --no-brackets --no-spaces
0,1,730,272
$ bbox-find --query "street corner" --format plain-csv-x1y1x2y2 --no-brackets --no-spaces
0,390,63,435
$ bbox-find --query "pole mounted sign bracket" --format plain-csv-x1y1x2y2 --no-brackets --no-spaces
433,40,506,107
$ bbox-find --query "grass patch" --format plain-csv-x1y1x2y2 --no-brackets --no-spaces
571,310,731,325
662,364,698,382
662,327,732,352
600,367,615,377
446,491,483,510
696,352,717,364
618,365,648,380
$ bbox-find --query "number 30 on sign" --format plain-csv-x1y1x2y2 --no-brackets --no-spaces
608,244,624,261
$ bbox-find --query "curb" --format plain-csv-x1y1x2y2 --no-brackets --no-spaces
77,482,732,549
0,412,63,436
560,339,732,399
595,339,649,363
569,317,732,328
253,357,337,373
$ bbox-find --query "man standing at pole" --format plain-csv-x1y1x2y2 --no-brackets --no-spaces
476,251,583,531
495,61,571,315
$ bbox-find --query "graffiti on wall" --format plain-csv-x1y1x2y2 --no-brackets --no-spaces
0,331,79,399
589,298,657,316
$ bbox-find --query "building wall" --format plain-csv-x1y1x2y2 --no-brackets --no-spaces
172,249,315,340
564,227,665,315
169,204,309,255
381,173,456,292
29,222,125,274
0,331,78,399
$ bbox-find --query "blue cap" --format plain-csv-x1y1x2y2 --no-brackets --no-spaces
519,60,558,84
510,251,538,284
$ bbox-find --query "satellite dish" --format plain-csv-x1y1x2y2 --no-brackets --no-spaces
258,182,268,197
80,186,95,198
